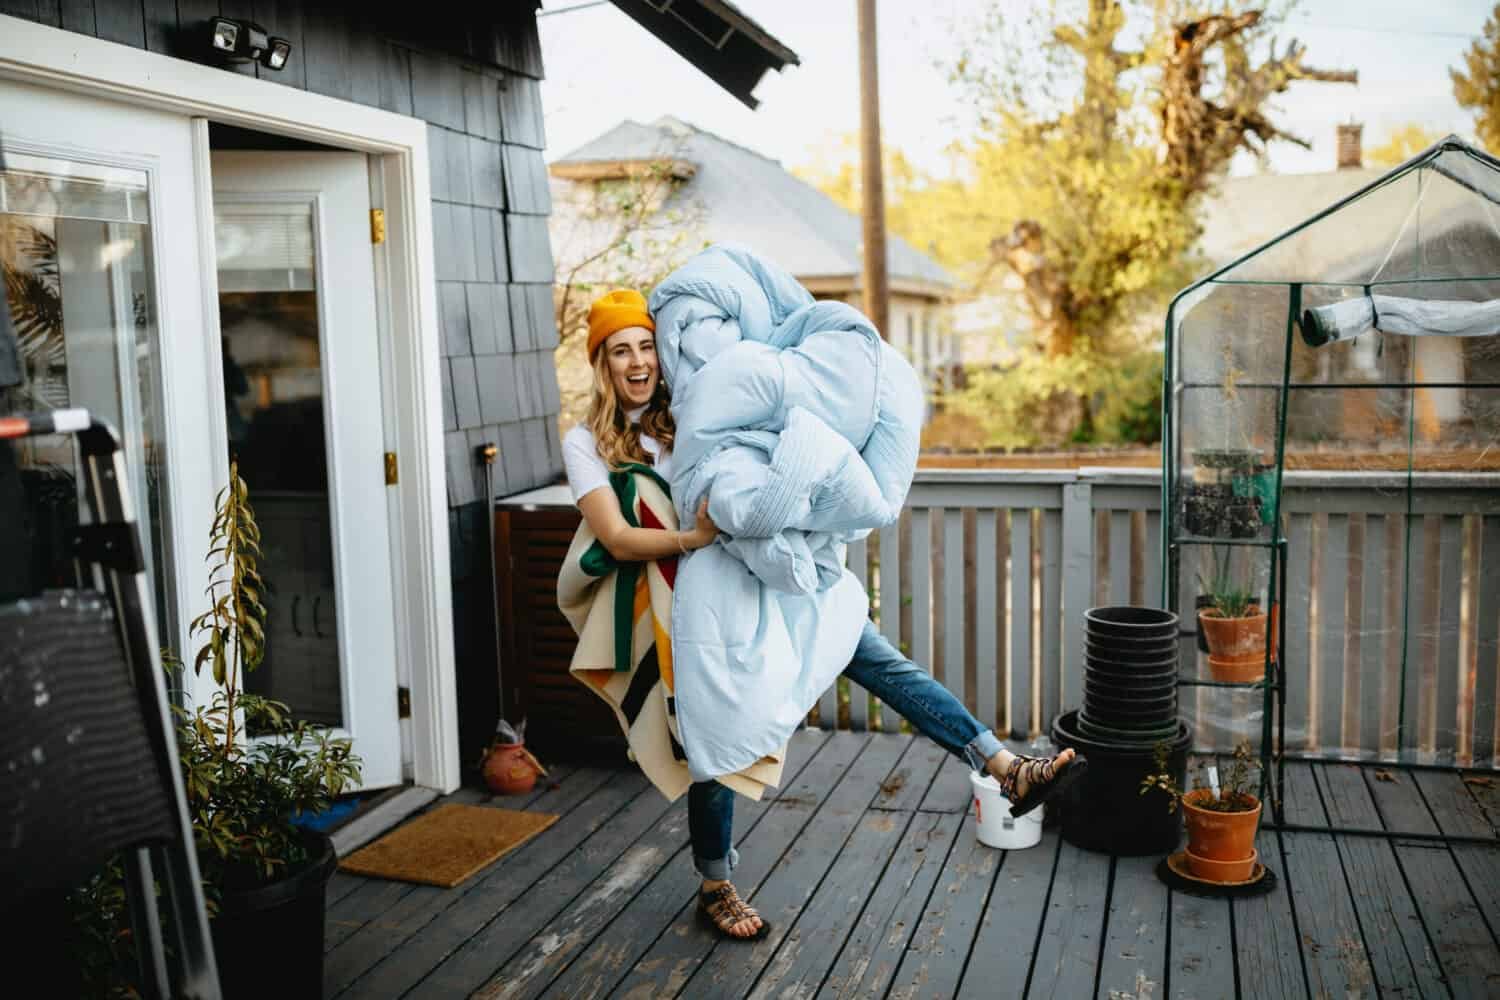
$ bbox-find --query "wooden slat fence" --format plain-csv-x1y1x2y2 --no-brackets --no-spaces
821,468,1500,769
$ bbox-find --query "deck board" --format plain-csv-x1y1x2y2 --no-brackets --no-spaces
534,731,832,1000
1413,769,1496,839
1092,853,1169,1000
1169,891,1234,1000
606,732,871,999
1363,766,1441,836
325,767,620,995
1024,839,1111,999
745,808,913,998
1232,827,1306,1000
1281,764,1376,997
817,810,964,999
1395,840,1500,996
683,735,914,1000
956,830,1058,1000
411,769,683,997
322,741,1500,1000
882,815,999,1000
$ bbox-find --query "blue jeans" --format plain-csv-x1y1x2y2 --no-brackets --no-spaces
688,620,1003,880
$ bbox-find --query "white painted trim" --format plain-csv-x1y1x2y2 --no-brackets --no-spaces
374,150,460,793
0,15,459,793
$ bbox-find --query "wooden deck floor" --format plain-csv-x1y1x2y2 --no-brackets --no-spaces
324,730,1500,999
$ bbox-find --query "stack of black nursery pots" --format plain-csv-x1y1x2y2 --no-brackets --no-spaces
1051,606,1193,855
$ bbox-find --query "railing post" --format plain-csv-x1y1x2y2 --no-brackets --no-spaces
1061,480,1093,714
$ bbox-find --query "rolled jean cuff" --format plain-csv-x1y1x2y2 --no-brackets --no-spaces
693,845,740,881
963,729,1004,773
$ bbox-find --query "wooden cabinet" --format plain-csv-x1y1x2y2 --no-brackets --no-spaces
495,494,626,763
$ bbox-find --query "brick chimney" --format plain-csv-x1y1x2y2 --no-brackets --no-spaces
1336,123,1363,170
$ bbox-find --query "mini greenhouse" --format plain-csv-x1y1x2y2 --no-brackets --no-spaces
1162,137,1500,819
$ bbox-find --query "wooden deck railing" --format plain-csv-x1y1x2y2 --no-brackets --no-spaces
822,468,1500,768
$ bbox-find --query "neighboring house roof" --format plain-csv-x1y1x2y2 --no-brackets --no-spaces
607,0,799,109
1195,166,1386,269
550,116,954,296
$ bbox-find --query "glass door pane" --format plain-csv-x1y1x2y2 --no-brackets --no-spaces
214,201,344,730
0,151,170,634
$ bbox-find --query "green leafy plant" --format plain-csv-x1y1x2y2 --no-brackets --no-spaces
68,463,360,994
1196,545,1255,619
1139,740,1261,814
175,461,361,884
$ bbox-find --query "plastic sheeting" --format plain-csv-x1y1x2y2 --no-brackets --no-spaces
1165,138,1500,766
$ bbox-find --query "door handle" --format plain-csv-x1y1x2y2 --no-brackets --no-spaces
291,594,302,637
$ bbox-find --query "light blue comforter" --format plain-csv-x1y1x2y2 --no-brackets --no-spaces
649,244,924,781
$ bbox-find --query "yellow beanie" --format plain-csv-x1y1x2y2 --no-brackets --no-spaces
586,289,654,359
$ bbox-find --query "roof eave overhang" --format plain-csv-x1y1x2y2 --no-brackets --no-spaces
607,0,800,109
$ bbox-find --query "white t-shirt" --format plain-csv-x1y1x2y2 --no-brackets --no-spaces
562,406,673,504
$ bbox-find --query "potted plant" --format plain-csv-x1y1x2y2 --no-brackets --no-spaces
480,717,548,795
179,462,361,998
69,463,361,998
1195,548,1272,682
1185,447,1263,538
1140,740,1263,882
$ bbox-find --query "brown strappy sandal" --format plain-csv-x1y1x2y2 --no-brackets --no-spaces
697,883,771,941
999,751,1088,819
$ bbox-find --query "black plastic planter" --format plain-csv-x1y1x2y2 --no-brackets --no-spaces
1085,638,1179,663
211,831,337,1000
1075,710,1179,743
1083,690,1177,719
1083,675,1178,699
1051,710,1191,856
1085,606,1179,640
1086,650,1176,671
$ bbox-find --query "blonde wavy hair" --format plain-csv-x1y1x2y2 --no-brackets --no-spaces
586,345,675,471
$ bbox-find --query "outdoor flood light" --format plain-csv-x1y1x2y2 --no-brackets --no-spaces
264,38,292,71
205,16,291,71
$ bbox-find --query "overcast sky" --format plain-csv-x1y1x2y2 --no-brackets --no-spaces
538,0,1492,178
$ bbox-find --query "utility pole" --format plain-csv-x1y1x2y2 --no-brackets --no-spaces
857,0,889,339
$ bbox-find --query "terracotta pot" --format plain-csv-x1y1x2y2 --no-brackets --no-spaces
482,742,546,795
1182,788,1261,864
1197,606,1268,659
1186,845,1258,882
1207,652,1265,684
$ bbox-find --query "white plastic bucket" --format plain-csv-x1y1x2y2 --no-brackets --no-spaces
970,772,1043,849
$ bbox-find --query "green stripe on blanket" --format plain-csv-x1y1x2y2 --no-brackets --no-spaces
577,463,673,672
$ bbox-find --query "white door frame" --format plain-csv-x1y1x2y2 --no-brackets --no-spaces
0,15,460,793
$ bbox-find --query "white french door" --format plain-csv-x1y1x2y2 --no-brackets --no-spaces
210,152,402,789
1,80,402,790
0,76,202,651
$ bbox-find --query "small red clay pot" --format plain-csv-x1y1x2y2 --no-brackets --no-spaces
1186,845,1258,882
482,742,546,796
1207,652,1266,684
1182,788,1261,866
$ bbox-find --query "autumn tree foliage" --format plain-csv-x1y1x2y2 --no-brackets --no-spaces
806,2,1354,447
1453,4,1500,153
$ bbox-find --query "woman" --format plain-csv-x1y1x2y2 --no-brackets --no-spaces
564,289,1082,944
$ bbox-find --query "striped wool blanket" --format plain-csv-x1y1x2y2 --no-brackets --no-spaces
556,464,785,802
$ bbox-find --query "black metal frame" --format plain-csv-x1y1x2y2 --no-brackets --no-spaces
1,410,221,999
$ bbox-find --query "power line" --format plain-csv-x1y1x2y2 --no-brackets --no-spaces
538,1,612,17
1289,18,1476,41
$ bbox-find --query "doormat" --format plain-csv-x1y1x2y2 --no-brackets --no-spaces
337,803,558,888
